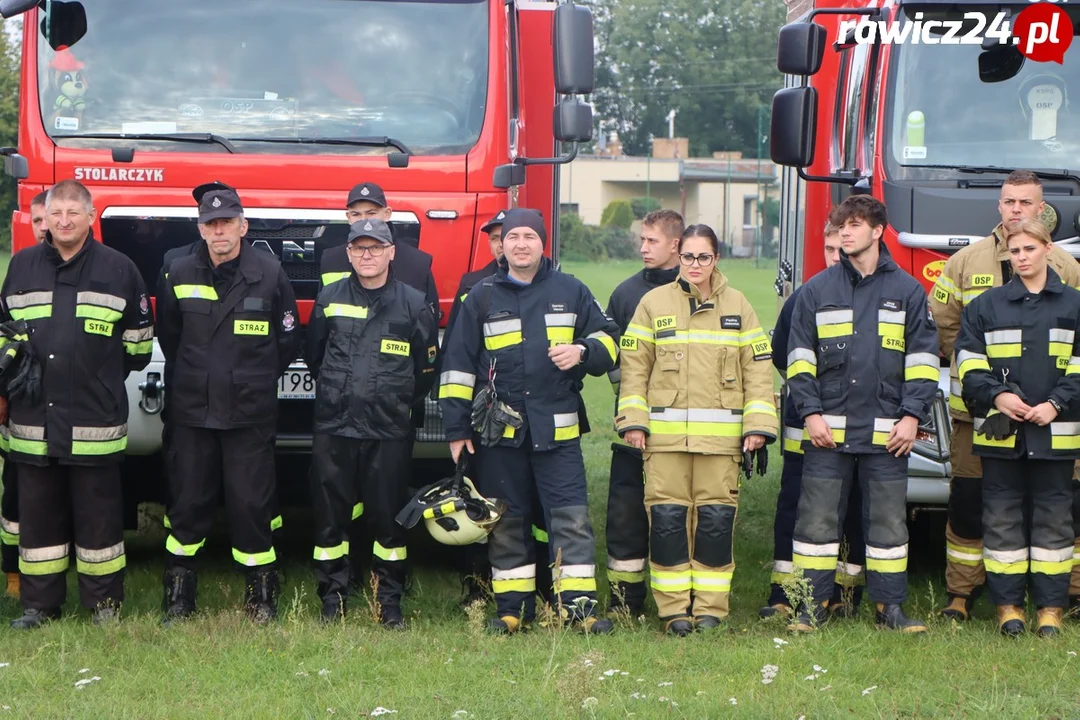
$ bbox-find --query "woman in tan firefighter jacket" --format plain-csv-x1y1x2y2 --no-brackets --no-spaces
956,219,1080,637
616,224,778,636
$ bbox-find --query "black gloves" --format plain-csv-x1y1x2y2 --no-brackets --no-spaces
976,412,1016,441
742,446,769,479
0,320,40,406
470,384,524,447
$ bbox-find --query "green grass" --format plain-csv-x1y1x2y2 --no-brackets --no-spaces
0,255,1076,718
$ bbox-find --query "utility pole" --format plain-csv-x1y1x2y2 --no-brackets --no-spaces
666,108,677,139
756,105,764,261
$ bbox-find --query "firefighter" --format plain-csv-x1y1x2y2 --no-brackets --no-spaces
603,208,684,617
307,218,437,626
438,208,620,635
320,181,439,590
955,218,1080,637
787,195,938,633
761,222,867,619
1,180,153,628
0,190,47,599
617,224,778,635
930,169,1080,621
158,183,300,625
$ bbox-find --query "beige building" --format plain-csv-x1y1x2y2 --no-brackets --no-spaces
558,137,780,257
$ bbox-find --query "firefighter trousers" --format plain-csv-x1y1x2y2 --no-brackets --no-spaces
1,457,19,574
312,433,410,607
606,443,648,612
982,458,1074,609
794,449,909,606
644,451,741,621
17,461,125,611
944,420,985,598
165,424,277,573
476,436,599,622
768,445,865,606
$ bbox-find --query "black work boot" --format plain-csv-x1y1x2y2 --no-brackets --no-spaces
320,593,346,623
380,603,405,630
665,617,695,637
1067,595,1080,619
788,603,829,633
162,567,197,626
244,568,279,625
695,615,724,630
10,607,60,630
875,603,927,633
374,561,407,630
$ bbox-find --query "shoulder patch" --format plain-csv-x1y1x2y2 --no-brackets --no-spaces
932,285,950,304
721,315,741,330
751,336,772,361
620,336,638,351
970,273,994,288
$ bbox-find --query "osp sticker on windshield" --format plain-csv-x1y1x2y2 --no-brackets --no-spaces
73,167,165,183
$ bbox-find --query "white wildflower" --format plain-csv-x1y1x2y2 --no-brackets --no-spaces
581,697,598,709
583,659,594,666
77,669,89,674
658,681,673,687
74,676,101,689
370,709,397,717
761,664,779,684
696,690,706,696
603,669,620,677
773,637,789,646
452,712,469,719
658,697,668,703
318,669,331,677
729,697,738,705
630,692,645,700
621,672,629,676
862,686,878,696
820,685,832,692
1069,651,1077,657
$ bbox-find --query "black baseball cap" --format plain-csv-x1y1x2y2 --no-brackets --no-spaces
481,209,508,234
347,218,394,245
346,182,387,208
195,181,243,223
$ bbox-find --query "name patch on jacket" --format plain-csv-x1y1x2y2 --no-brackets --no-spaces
381,339,411,356
85,319,113,337
882,336,905,352
721,315,742,330
549,303,568,313
880,298,901,312
235,320,269,336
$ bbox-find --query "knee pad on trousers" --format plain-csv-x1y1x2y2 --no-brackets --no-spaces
548,505,594,566
650,504,689,567
488,515,532,571
693,504,736,568
948,476,983,540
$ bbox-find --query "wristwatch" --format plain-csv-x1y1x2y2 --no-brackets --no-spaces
1049,397,1063,413
576,343,588,363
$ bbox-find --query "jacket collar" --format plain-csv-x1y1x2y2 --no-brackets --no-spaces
839,239,896,282
1004,265,1064,300
195,239,264,284
43,228,95,267
676,267,727,302
643,265,680,286
496,255,552,286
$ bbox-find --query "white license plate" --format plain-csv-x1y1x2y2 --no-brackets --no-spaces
278,369,315,400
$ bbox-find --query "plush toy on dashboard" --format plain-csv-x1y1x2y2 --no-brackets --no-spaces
49,46,88,130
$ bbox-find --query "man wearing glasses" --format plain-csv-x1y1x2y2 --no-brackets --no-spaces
306,219,438,627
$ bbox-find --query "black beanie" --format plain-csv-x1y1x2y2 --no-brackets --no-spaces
500,208,547,246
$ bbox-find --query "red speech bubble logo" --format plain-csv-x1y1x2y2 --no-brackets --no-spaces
1012,3,1072,65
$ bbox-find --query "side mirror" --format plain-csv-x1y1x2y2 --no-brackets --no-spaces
0,0,39,18
2,151,29,180
553,97,593,143
493,163,526,189
978,45,1025,83
777,22,828,76
553,3,594,95
770,87,817,168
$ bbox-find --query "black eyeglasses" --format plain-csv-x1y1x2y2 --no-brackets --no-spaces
679,253,715,266
347,244,387,257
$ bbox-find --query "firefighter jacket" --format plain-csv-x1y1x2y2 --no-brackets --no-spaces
437,257,619,451
615,268,779,454
159,241,300,430
956,268,1080,460
443,258,499,349
605,265,680,397
774,284,807,454
786,241,940,454
931,223,1080,423
0,232,154,465
321,242,439,319
305,271,438,440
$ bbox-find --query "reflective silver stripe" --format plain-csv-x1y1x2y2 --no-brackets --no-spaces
815,309,853,325
483,319,522,336
956,350,987,367
1050,328,1076,344
1030,546,1073,562
951,380,962,397
544,313,578,327
76,291,127,312
607,557,646,572
491,565,536,580
439,370,476,387
874,418,897,433
558,563,595,578
878,309,906,324
21,544,68,562
866,544,907,560
793,540,839,556
984,548,1028,563
1,518,18,534
947,546,981,562
0,425,8,441
650,408,687,421
905,352,939,369
554,412,579,428
72,425,127,441
984,329,1021,345
821,414,847,429
772,560,794,574
75,541,124,563
8,423,44,440
607,367,621,384
839,562,863,577
783,426,803,443
788,347,816,366
648,408,742,422
4,291,53,309
122,326,154,343
1050,421,1080,435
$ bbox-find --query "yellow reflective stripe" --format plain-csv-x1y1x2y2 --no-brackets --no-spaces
72,438,128,456
9,437,47,455
8,305,52,320
818,323,853,339
1067,356,1080,376
163,515,172,530
651,421,742,437
588,331,618,363
77,554,126,576
19,556,69,575
124,340,153,355
270,515,283,531
321,271,351,286
314,542,350,561
373,541,406,561
532,525,549,543
423,500,465,519
554,424,580,441
744,400,777,418
649,569,692,592
985,558,1028,574
492,578,536,593
166,535,206,557
326,303,369,319
972,429,1016,448
618,395,648,412
608,570,645,584
173,284,219,300
865,557,907,573
352,502,364,520
1030,559,1073,575
75,305,123,323
234,320,270,336
986,344,1021,359
546,327,574,344
905,366,938,381
233,547,277,567
956,351,990,380
691,570,732,591
554,577,597,592
1049,342,1072,358
484,332,522,350
438,384,473,400
0,530,17,546
625,324,655,344
793,553,838,571
878,322,904,340
787,360,816,379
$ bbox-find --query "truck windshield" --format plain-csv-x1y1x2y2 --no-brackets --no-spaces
37,0,489,156
885,6,1080,180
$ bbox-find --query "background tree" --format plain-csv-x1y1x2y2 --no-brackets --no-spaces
0,19,20,247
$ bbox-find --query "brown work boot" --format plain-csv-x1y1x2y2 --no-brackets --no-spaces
487,615,527,634
5,572,19,599
939,594,974,622
997,605,1026,637
1035,607,1063,638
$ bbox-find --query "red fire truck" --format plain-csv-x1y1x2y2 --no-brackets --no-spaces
0,0,595,511
769,0,1080,506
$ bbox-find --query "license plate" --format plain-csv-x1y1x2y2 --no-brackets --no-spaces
278,370,315,400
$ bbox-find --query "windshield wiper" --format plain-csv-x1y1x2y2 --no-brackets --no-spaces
63,132,239,154
904,164,1077,181
233,135,413,155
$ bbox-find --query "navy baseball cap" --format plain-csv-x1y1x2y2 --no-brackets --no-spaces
195,182,243,223
346,182,387,208
347,218,394,245
481,210,508,234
